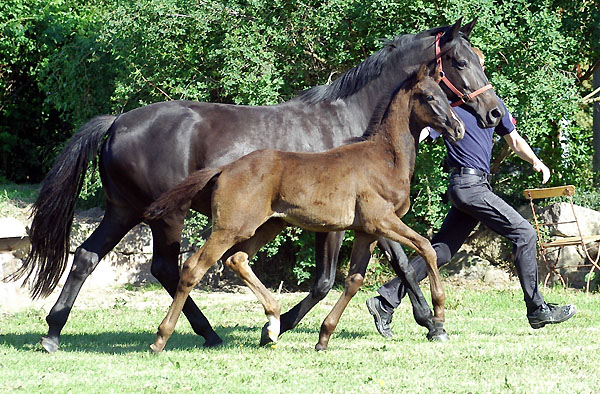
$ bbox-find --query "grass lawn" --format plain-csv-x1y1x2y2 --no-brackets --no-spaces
0,282,598,393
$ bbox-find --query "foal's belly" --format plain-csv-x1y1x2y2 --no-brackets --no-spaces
272,199,357,232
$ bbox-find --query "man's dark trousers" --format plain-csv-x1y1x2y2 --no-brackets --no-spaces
377,172,545,314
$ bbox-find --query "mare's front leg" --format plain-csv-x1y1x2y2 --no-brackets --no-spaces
150,232,234,354
279,231,343,335
377,239,447,341
315,232,375,351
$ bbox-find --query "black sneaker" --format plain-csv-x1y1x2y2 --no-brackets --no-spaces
527,303,577,329
366,297,394,338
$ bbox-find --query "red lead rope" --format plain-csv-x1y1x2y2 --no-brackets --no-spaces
435,32,493,107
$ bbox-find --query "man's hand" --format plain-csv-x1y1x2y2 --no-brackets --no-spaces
533,159,550,184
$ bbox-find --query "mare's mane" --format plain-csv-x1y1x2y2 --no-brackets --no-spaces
346,73,420,144
295,25,464,105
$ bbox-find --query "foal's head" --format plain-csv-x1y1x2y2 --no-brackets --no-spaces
407,65,465,144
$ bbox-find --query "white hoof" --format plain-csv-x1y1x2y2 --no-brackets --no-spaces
266,315,280,343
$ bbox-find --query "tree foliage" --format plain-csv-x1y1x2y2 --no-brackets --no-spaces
2,0,599,283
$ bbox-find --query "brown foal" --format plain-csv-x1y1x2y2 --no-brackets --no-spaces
145,65,464,352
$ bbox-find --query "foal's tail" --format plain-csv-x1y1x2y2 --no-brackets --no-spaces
145,168,222,221
9,115,116,299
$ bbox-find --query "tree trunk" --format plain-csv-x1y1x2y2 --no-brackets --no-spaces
593,67,600,177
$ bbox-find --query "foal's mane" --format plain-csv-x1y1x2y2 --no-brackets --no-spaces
347,74,419,144
295,25,459,104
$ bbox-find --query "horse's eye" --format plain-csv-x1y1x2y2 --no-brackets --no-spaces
426,95,435,101
457,60,467,69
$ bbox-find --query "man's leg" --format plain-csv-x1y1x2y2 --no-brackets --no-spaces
447,179,575,327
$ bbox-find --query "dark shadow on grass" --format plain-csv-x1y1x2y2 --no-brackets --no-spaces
0,324,370,354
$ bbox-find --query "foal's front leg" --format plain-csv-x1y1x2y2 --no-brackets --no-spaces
315,232,376,351
377,238,447,341
279,231,343,336
369,216,447,336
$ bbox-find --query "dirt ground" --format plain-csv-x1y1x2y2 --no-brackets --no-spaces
0,199,521,314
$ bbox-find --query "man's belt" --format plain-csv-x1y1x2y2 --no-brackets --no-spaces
451,167,491,179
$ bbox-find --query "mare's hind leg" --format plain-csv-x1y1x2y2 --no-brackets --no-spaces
148,215,222,347
225,252,281,344
41,204,139,353
150,231,236,353
315,232,375,351
377,239,447,341
279,231,343,335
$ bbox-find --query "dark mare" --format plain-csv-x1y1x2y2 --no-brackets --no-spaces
144,67,464,352
15,19,502,353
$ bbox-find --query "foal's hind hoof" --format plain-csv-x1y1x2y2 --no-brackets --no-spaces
40,336,59,353
259,322,279,346
427,321,450,342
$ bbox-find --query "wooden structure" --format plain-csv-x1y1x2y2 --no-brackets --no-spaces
524,185,600,291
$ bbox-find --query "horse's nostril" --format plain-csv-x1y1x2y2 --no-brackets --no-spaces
486,106,503,126
491,108,502,120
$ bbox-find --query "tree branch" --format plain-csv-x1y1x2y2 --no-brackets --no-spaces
577,59,599,85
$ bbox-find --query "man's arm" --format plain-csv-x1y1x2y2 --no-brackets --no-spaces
503,130,550,183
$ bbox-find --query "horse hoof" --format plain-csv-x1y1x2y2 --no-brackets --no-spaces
40,336,59,353
149,343,163,354
427,330,450,342
203,334,224,348
314,342,328,351
260,323,273,346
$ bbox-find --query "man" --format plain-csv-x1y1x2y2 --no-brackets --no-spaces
366,48,576,338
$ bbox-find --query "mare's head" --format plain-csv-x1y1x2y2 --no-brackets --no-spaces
406,65,465,144
426,18,504,128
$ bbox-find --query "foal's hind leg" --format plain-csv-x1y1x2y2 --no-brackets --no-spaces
279,231,343,335
219,219,287,346
225,252,281,344
315,232,375,351
41,204,138,353
148,215,222,347
150,231,236,353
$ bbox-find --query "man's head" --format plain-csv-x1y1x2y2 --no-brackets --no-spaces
472,47,485,68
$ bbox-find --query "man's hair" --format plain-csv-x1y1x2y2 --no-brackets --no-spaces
472,47,485,65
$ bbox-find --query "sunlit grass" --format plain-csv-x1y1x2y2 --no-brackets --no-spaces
1,284,597,393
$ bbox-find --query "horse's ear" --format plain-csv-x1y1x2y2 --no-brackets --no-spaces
417,64,427,82
444,16,462,41
460,18,477,37
431,63,442,83
448,18,464,40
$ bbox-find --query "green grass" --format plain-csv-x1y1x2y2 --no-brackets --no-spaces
0,183,39,217
0,284,597,393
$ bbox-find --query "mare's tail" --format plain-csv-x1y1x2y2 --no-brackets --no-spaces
145,168,222,220
9,115,117,299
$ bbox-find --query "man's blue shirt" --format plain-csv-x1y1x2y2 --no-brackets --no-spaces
443,98,514,173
